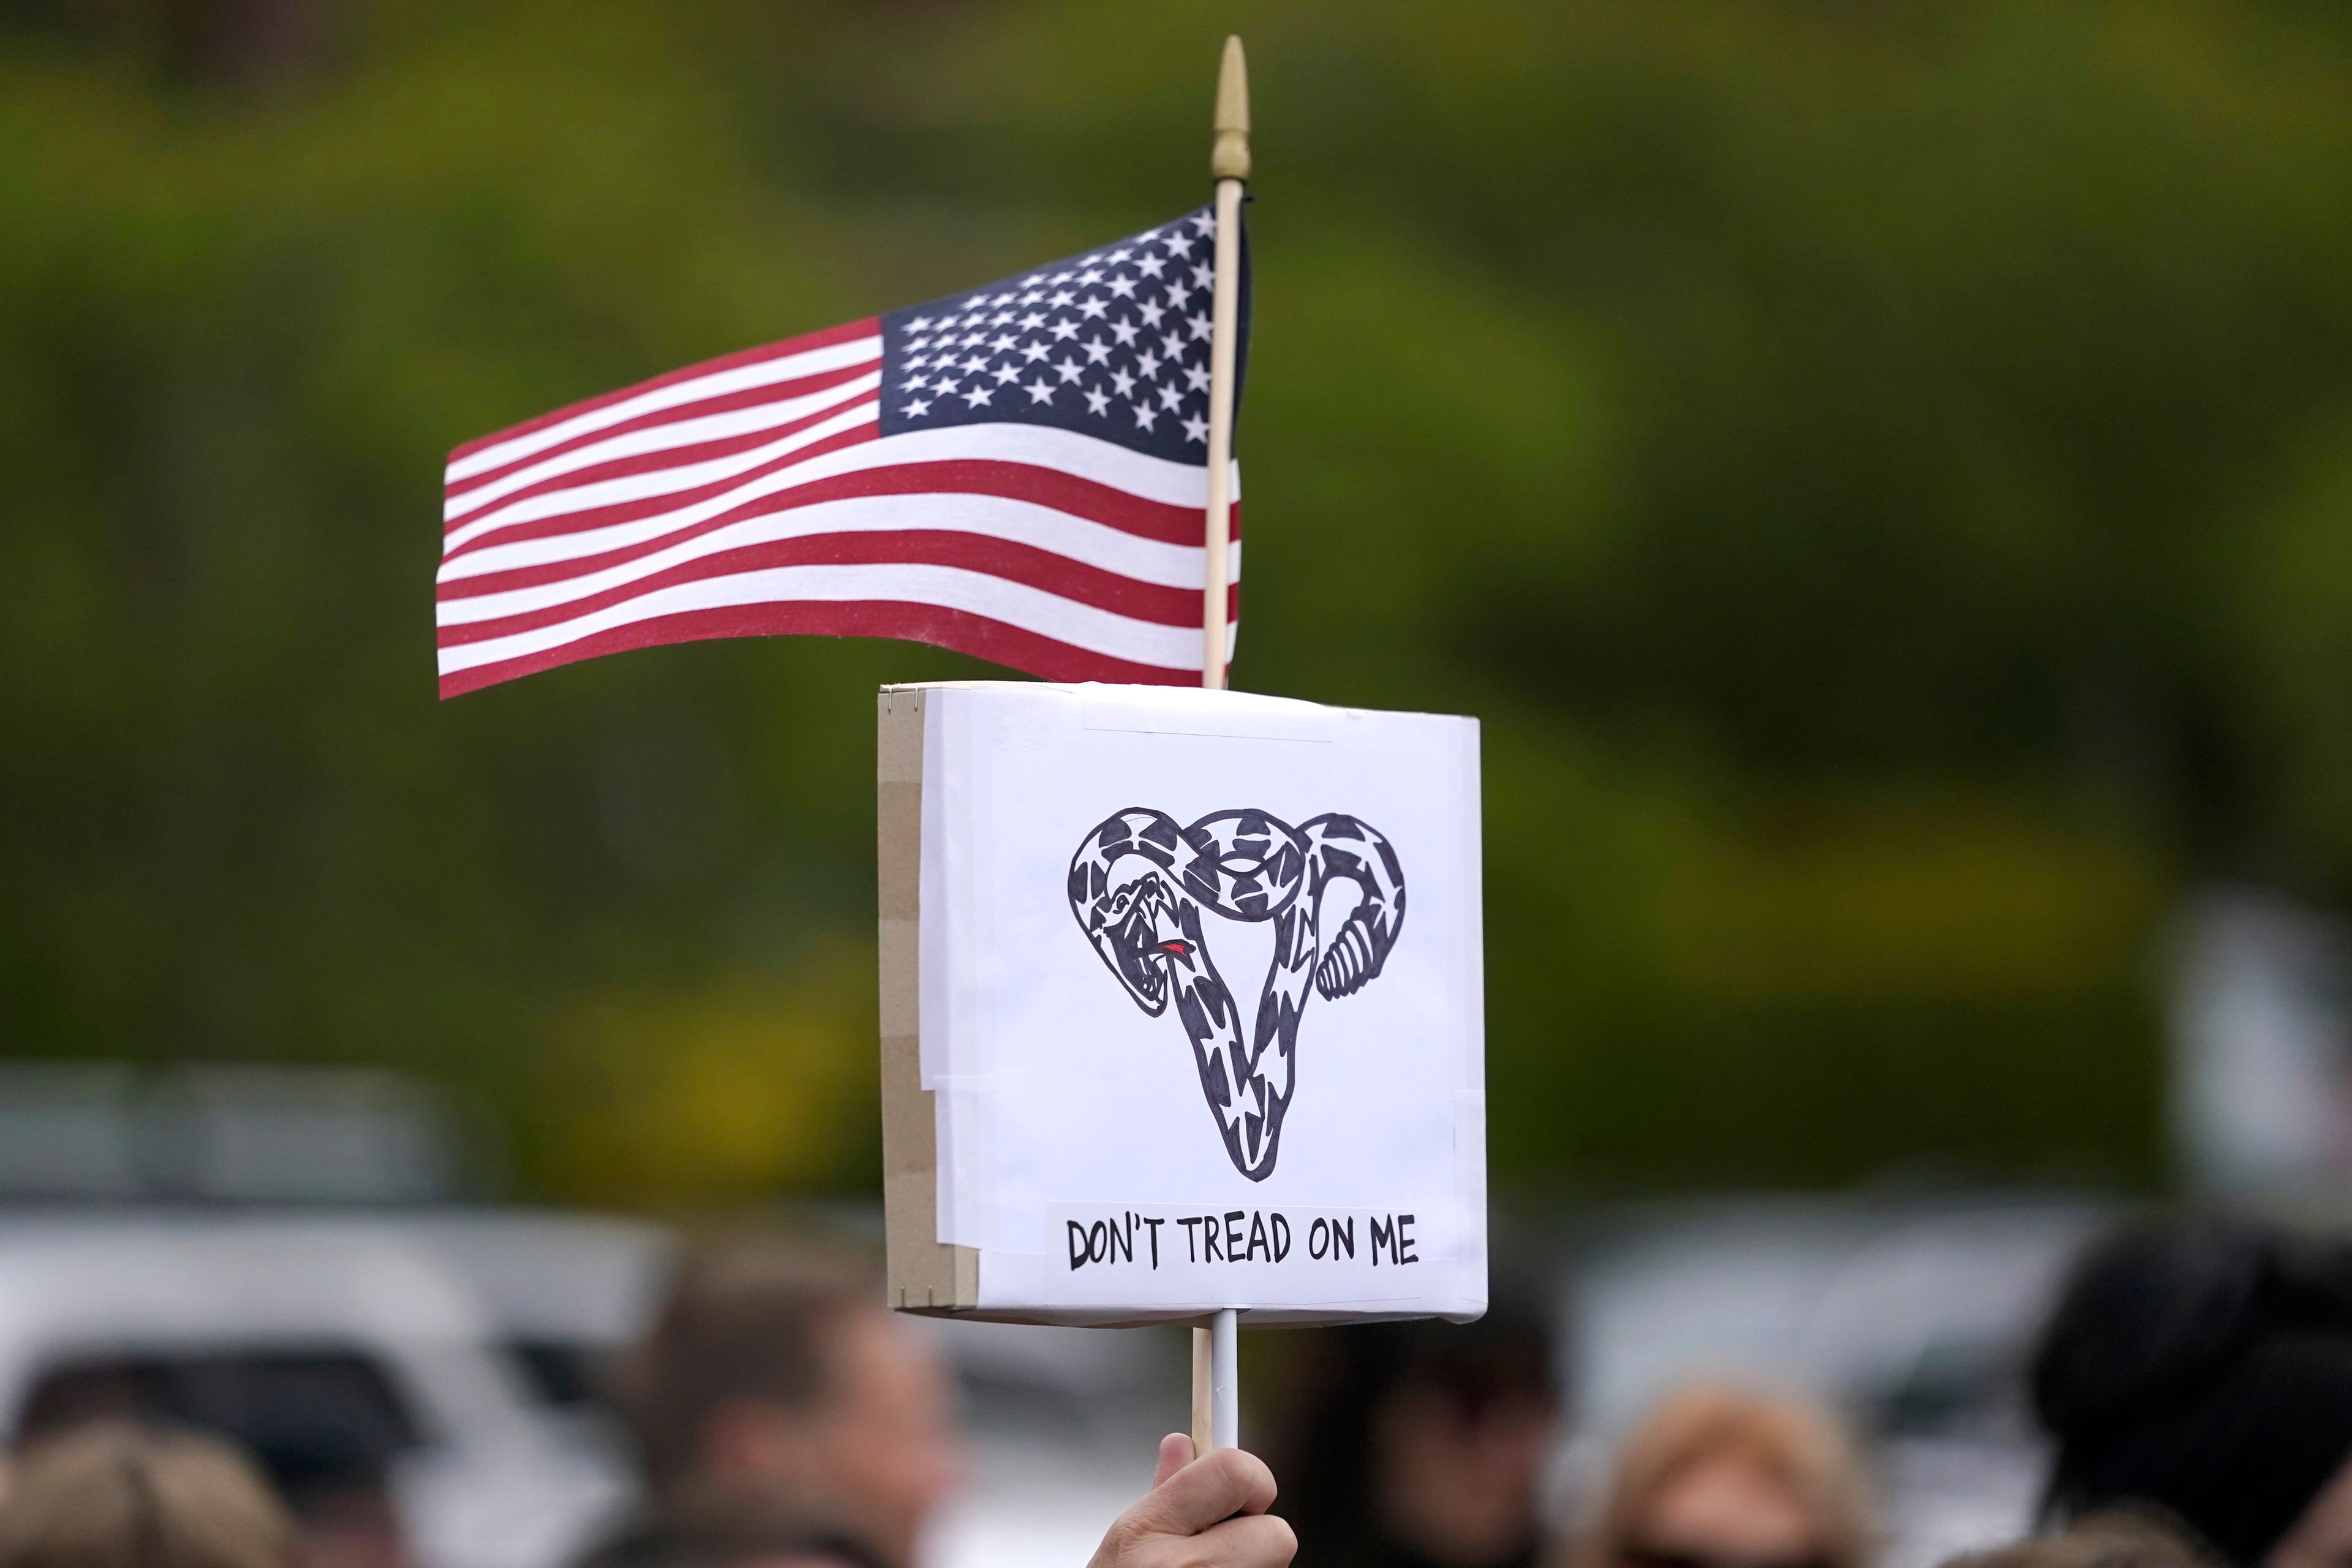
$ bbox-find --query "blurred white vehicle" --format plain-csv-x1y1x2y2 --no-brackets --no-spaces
0,1211,635,1568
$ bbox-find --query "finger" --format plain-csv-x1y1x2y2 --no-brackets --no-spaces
1131,1447,1279,1536
1153,1433,1194,1488
1190,1512,1297,1568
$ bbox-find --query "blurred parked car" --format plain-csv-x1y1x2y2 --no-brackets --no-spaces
0,1210,635,1568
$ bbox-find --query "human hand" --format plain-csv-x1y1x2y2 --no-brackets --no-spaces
1085,1435,1296,1568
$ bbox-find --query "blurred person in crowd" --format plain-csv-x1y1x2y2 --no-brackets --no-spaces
1572,1384,1875,1568
600,1237,962,1568
0,1422,303,1568
601,1237,1297,1568
2034,1217,2352,1568
1941,1514,2212,1568
15,1361,405,1568
1269,1262,1560,1568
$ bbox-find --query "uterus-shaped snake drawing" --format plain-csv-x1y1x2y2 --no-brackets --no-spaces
1066,807,1406,1181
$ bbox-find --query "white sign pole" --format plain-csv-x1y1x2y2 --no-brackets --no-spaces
1194,33,1251,1453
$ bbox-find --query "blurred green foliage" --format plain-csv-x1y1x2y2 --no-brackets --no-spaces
8,0,2350,1199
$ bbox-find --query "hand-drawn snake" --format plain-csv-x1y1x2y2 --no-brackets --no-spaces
1067,807,1406,1181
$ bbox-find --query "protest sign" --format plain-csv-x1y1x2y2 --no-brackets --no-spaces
878,681,1486,1327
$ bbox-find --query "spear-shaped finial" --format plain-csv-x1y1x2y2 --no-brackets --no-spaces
1212,35,1250,182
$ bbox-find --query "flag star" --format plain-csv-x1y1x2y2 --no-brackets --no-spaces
960,353,989,374
1080,336,1112,365
902,398,933,417
1076,296,1109,320
1019,311,1046,330
1182,413,1208,443
1023,379,1056,405
963,293,990,309
1109,318,1140,347
1184,363,1210,392
1049,271,1074,284
1084,386,1112,416
989,362,1021,384
1190,262,1213,289
987,333,1016,353
1139,301,1166,328
903,373,930,389
1136,255,1167,279
992,293,1018,306
1048,319,1079,342
908,316,935,331
1019,341,1050,363
1052,358,1084,384
1158,384,1184,411
959,383,994,406
986,312,1011,328
1106,274,1138,299
961,330,987,346
1019,290,1044,304
1191,212,1216,234
1107,247,1133,263
1136,349,1163,379
1110,368,1137,397
1188,312,1212,341
1048,290,1076,308
1161,330,1186,358
1165,276,1195,305
1132,402,1161,430
1077,267,1105,285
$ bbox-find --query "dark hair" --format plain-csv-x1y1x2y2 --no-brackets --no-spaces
576,1491,888,1568
1941,1513,2214,1568
623,1236,881,1491
1268,1256,1558,1565
2032,1216,2352,1567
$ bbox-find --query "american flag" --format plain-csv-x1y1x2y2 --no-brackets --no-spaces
435,207,1248,698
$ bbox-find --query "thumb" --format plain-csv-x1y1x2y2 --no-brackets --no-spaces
1128,1447,1278,1537
1153,1433,1195,1488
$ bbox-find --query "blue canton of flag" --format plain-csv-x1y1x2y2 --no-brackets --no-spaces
880,206,1250,465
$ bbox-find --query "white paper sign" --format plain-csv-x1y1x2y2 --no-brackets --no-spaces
908,682,1485,1325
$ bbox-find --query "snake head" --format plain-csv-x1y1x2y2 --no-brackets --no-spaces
1082,869,1192,1016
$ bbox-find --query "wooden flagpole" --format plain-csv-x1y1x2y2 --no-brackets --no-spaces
1193,32,1250,1459
1201,35,1247,693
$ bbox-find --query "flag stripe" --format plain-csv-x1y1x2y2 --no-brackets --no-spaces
438,468,1239,603
439,527,1240,644
442,397,884,557
436,562,1232,681
439,425,1238,573
446,319,881,480
445,372,883,534
445,358,884,516
436,600,1220,699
